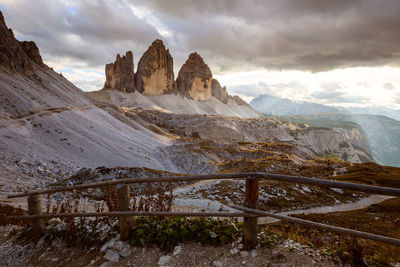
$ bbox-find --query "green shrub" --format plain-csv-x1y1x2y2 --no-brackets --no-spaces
129,217,242,251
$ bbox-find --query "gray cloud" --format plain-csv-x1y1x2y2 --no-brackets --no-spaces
229,84,266,98
1,0,161,69
1,0,400,75
131,0,400,72
384,82,395,90
312,83,370,104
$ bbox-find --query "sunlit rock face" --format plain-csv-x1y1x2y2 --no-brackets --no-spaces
136,39,175,95
211,79,229,104
176,52,213,101
103,51,135,93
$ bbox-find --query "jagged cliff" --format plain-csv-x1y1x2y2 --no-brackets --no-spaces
176,52,213,101
135,39,175,95
99,40,249,106
211,79,229,104
0,11,35,74
103,51,135,92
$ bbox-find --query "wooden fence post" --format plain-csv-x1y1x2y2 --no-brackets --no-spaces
117,183,131,241
28,194,45,238
244,177,259,249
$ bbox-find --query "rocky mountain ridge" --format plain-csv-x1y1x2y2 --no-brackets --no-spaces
250,94,400,166
0,11,38,74
102,39,245,106
103,51,135,93
135,39,175,95
132,109,373,166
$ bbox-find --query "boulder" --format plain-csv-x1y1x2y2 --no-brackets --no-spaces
176,52,212,101
136,39,175,95
103,51,135,92
211,79,229,104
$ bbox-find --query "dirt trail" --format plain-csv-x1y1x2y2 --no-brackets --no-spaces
172,180,394,223
258,194,394,224
0,105,96,126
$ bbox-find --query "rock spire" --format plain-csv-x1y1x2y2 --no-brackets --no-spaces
103,51,135,92
176,52,212,101
136,39,175,95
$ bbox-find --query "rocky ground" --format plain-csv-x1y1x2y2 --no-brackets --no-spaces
0,225,339,267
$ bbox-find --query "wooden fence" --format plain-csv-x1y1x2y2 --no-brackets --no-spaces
7,172,400,249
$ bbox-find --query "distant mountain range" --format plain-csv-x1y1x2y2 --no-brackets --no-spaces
250,94,400,167
250,94,400,121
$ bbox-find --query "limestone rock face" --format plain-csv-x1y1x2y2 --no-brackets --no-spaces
103,51,135,92
19,41,44,66
211,79,229,104
230,95,249,106
136,39,175,95
0,10,34,73
176,52,212,101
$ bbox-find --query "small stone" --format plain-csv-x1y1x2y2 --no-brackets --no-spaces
251,250,257,257
103,249,120,262
158,255,171,266
120,246,132,258
99,262,111,267
240,251,249,257
242,261,247,265
48,218,61,227
51,238,62,249
213,260,223,267
115,241,125,251
36,235,45,249
101,238,116,252
230,248,239,255
38,252,47,261
173,245,182,256
210,232,218,238
271,250,285,260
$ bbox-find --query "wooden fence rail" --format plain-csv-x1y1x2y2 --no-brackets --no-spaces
7,172,400,198
6,172,400,248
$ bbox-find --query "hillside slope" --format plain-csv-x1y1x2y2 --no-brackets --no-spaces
306,113,400,166
90,90,260,118
250,94,399,166
0,11,181,191
0,67,182,190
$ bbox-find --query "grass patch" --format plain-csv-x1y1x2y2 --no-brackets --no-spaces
289,197,400,266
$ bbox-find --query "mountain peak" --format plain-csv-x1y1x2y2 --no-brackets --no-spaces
176,52,212,101
103,51,135,92
135,39,175,95
0,9,40,74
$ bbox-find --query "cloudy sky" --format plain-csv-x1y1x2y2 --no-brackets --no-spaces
1,0,400,108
